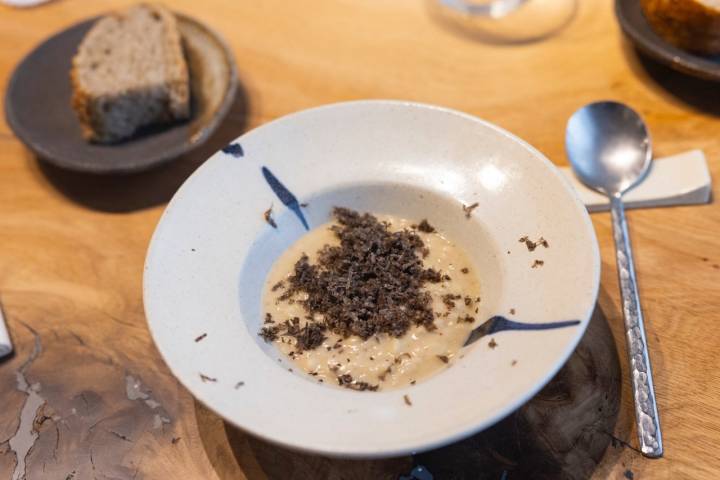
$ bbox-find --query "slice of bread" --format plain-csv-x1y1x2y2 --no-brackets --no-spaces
641,0,720,54
71,4,190,143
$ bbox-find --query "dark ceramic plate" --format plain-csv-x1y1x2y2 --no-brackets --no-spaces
4,14,237,174
615,0,720,82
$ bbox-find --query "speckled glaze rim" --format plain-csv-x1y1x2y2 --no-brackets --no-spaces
144,100,600,458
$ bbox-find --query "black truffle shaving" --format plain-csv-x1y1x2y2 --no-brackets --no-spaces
277,208,444,341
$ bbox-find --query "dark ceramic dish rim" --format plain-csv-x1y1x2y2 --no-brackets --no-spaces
3,13,238,175
615,0,720,82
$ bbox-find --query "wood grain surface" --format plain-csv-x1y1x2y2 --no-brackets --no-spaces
1,0,719,479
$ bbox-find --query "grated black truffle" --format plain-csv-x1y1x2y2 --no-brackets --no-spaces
259,324,280,342
519,236,549,252
259,317,328,352
264,206,277,228
417,219,436,233
462,202,479,218
275,208,444,341
337,373,379,391
442,293,462,310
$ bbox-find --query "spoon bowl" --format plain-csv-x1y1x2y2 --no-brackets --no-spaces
566,101,652,196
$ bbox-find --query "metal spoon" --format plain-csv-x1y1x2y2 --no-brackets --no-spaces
566,101,662,458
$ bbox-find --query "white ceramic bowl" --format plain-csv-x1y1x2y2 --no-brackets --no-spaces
144,100,600,458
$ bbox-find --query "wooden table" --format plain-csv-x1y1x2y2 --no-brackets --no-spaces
1,1,718,478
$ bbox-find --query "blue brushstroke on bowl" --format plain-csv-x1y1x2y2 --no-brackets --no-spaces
464,316,581,347
399,465,434,480
222,142,244,157
261,166,310,230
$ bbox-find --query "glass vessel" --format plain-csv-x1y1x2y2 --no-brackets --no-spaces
435,0,577,44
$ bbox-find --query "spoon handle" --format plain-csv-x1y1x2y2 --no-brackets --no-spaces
610,195,663,458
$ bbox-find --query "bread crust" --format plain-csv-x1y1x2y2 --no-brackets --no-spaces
641,0,720,54
70,64,96,141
